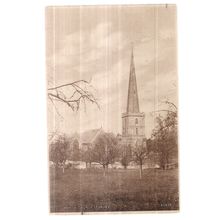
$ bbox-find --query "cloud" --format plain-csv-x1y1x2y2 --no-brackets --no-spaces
47,6,178,138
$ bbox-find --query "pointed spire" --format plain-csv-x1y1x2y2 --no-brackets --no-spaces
126,44,140,113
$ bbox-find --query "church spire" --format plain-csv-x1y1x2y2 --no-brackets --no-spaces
126,45,140,113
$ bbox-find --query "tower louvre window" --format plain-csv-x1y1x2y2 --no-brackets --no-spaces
136,128,138,135
135,118,138,124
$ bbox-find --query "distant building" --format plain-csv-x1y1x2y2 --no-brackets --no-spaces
79,127,104,150
69,128,104,151
121,47,146,146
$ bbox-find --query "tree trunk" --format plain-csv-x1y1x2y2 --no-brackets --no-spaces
62,164,65,173
139,164,143,179
165,153,169,169
161,151,166,170
103,165,106,176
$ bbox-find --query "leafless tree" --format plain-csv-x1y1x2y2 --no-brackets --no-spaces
70,139,80,162
132,138,149,179
49,134,70,173
81,146,93,169
48,80,99,114
92,133,118,176
120,144,132,169
151,101,178,169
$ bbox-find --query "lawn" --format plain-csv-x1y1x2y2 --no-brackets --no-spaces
50,167,179,213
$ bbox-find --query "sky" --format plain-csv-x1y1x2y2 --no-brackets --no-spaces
46,5,177,138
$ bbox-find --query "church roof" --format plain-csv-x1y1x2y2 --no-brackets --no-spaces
126,47,140,113
79,128,104,144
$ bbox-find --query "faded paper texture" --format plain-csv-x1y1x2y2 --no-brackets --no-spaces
46,4,178,213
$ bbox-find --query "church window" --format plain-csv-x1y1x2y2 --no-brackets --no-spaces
135,118,138,124
136,128,138,135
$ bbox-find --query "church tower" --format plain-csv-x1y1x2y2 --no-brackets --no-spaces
121,47,145,146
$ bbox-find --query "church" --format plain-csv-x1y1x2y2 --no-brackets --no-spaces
120,47,146,146
70,48,146,151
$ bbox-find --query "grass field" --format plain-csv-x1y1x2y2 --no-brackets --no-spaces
50,167,179,213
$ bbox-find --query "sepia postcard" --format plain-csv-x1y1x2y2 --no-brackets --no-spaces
46,4,178,214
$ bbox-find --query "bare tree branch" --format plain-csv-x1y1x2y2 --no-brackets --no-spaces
48,80,89,91
48,95,64,119
164,100,177,110
47,80,100,114
153,109,177,115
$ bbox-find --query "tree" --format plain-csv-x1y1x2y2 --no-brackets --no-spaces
132,138,149,179
120,144,132,169
49,134,70,173
81,146,93,169
71,139,80,161
48,80,99,114
92,133,118,176
151,101,178,169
